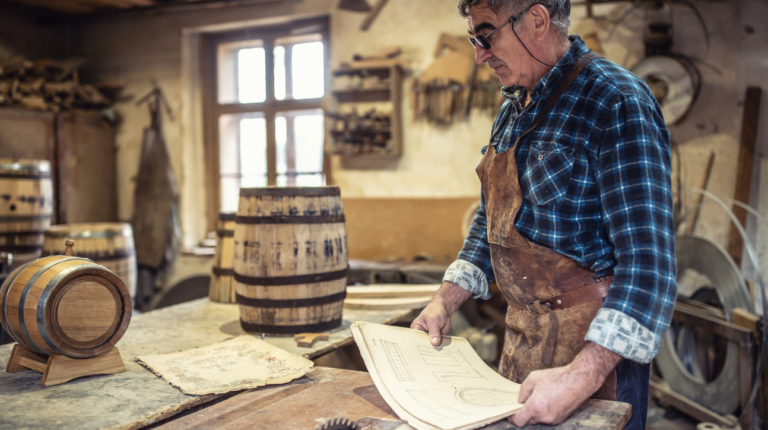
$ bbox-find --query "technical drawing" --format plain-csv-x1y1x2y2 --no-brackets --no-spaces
407,390,468,418
382,340,415,382
433,367,487,382
417,344,460,366
456,387,519,407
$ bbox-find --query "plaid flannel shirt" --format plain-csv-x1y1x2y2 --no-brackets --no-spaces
444,36,677,363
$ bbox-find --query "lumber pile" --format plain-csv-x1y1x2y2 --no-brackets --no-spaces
343,284,439,310
0,56,120,112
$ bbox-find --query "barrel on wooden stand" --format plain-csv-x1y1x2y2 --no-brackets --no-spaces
0,240,132,358
43,223,137,302
0,158,54,265
209,213,236,303
234,187,348,335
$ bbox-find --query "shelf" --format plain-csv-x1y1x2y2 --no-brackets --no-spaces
332,87,390,103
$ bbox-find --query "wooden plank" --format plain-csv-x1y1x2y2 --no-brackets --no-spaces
55,111,117,223
156,367,398,429
346,284,440,299
344,297,431,311
649,380,736,428
728,86,762,267
0,299,413,430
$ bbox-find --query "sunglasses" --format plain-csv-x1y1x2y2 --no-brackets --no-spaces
467,7,530,50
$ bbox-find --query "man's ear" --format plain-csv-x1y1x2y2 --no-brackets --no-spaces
527,4,551,41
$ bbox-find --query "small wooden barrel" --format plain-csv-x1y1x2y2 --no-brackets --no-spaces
42,223,137,301
0,252,132,358
234,187,348,335
0,159,54,257
209,213,236,303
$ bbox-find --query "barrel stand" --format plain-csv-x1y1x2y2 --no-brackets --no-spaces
5,344,126,386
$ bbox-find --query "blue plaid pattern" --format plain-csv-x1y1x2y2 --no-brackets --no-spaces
450,36,677,362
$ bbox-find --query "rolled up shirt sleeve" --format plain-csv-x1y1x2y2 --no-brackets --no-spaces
443,190,495,300
585,94,677,363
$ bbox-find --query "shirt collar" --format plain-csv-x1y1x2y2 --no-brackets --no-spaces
500,35,589,101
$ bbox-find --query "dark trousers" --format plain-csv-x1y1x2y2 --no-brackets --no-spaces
615,358,651,430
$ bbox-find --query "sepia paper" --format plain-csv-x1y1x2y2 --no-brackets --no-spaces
136,335,313,395
352,321,523,430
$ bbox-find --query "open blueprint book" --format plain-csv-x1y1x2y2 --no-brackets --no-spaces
351,321,523,430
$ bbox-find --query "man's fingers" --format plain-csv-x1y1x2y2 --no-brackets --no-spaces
428,326,442,345
509,404,533,427
517,373,536,403
410,315,428,332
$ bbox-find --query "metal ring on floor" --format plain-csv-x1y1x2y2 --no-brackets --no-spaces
655,235,753,415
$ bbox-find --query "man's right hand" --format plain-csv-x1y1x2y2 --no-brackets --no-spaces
411,281,472,346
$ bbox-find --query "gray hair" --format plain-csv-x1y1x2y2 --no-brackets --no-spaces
458,0,571,39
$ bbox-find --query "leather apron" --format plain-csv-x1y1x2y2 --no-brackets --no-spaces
478,52,617,400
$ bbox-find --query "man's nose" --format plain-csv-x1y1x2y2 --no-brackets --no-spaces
474,45,492,65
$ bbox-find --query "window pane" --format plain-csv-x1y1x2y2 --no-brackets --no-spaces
238,47,266,103
292,42,324,100
217,39,262,104
275,116,287,174
219,113,267,213
294,114,324,173
274,46,286,101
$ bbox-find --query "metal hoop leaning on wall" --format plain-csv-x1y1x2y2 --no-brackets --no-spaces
233,186,348,335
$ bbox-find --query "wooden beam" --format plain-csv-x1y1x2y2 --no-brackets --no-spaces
360,0,389,31
728,87,762,267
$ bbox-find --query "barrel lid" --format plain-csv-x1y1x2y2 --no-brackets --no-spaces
0,159,51,177
45,223,133,239
239,186,340,197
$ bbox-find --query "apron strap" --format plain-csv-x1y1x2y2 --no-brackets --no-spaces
508,277,612,365
514,51,600,148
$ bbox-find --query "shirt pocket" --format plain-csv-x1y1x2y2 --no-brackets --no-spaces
520,142,575,206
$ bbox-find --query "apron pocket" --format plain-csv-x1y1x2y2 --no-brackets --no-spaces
521,143,575,206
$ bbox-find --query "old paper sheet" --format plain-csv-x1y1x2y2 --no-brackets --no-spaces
352,321,523,430
136,336,313,395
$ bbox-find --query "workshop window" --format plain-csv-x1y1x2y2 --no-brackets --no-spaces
202,18,329,219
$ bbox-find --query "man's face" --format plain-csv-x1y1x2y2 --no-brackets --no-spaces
467,1,533,88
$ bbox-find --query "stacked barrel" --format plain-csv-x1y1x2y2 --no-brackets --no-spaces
42,223,137,301
233,187,348,334
0,159,54,274
208,213,236,303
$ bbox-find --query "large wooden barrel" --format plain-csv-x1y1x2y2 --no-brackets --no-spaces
234,187,348,335
209,213,236,303
0,159,54,259
0,253,132,358
42,223,137,301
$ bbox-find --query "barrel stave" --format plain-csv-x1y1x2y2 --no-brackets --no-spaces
209,215,236,303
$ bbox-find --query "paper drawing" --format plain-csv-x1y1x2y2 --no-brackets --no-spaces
136,335,313,395
352,321,523,430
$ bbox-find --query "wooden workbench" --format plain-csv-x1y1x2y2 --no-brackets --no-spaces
0,299,413,430
156,367,632,430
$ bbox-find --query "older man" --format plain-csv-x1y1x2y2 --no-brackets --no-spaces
411,1,677,428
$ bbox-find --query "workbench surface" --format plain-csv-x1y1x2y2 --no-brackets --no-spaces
156,367,632,430
0,299,413,430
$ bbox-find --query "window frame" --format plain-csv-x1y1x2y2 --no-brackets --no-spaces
201,17,330,232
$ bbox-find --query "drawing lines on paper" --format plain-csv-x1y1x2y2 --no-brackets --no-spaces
407,390,468,418
456,387,519,407
382,340,415,382
417,345,460,366
433,367,486,382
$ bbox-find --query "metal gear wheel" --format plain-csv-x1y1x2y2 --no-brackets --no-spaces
316,417,358,430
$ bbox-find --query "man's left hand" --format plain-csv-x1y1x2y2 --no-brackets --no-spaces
510,342,622,427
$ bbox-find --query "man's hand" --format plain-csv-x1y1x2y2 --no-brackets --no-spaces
411,281,472,346
510,342,622,426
